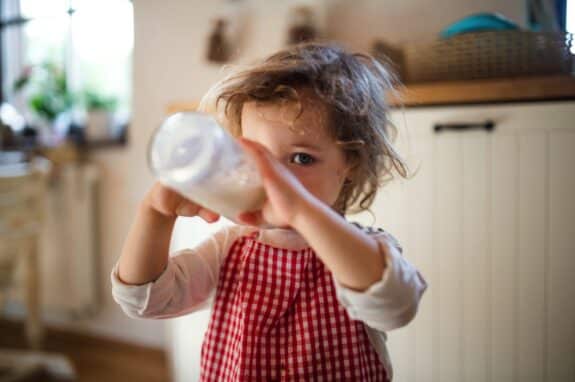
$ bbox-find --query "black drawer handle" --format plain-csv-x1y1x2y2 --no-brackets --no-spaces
434,120,495,133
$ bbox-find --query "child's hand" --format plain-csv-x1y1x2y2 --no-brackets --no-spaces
142,182,220,222
236,138,314,228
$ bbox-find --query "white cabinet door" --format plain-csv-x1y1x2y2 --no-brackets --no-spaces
350,101,575,382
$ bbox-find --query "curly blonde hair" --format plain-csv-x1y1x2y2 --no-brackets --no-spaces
199,42,409,215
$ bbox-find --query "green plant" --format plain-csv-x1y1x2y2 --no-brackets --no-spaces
13,62,76,123
83,90,118,112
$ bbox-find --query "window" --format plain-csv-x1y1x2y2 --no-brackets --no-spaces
1,0,133,144
568,0,575,52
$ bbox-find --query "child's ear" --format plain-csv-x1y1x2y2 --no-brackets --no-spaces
338,144,361,182
337,165,351,183
344,158,361,179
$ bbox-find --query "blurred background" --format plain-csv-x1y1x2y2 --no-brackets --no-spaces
0,0,574,381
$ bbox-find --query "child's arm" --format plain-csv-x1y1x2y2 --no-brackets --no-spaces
292,198,387,289
111,226,235,319
117,182,220,285
237,138,400,290
112,181,226,319
303,219,427,331
237,138,427,330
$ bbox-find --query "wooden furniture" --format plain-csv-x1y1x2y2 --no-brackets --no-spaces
354,101,575,381
2,145,101,319
391,75,575,107
0,158,50,350
0,158,75,381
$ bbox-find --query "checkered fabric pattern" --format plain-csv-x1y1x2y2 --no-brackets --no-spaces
200,231,389,381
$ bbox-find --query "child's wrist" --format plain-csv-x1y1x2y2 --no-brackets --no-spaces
291,195,323,231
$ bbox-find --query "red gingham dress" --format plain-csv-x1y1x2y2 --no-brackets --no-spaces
200,231,389,381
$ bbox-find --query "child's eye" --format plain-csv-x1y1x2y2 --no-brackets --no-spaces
290,152,316,166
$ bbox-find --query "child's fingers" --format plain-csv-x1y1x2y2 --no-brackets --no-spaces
237,209,287,228
198,208,220,223
175,200,217,218
175,201,201,216
238,138,279,181
236,210,263,227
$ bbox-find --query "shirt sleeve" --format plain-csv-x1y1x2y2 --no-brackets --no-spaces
110,225,237,319
333,225,428,332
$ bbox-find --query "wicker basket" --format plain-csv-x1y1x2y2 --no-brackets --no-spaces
402,31,574,83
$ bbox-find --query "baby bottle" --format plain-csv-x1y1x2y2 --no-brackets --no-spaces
148,112,266,222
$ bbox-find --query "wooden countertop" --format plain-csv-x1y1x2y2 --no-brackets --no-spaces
167,75,575,112
389,75,575,107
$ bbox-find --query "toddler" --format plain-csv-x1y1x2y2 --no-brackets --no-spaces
112,42,427,381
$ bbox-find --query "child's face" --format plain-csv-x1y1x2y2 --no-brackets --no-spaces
241,91,350,210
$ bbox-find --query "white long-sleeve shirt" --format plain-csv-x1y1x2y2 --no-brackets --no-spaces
110,222,427,380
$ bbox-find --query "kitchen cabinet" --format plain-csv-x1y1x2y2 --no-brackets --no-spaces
352,101,575,382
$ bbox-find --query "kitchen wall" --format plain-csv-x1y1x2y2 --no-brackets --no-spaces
54,0,525,348
325,0,525,51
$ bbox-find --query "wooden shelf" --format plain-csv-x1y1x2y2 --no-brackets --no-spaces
390,75,575,107
166,76,575,113
166,101,199,114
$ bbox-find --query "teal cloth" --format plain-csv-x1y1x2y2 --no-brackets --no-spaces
440,12,519,39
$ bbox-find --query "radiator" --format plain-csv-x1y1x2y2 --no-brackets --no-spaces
6,163,100,319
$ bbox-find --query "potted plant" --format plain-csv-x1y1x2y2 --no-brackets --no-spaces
13,62,76,145
82,90,118,140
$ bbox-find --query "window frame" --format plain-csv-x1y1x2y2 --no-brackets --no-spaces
1,0,132,147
